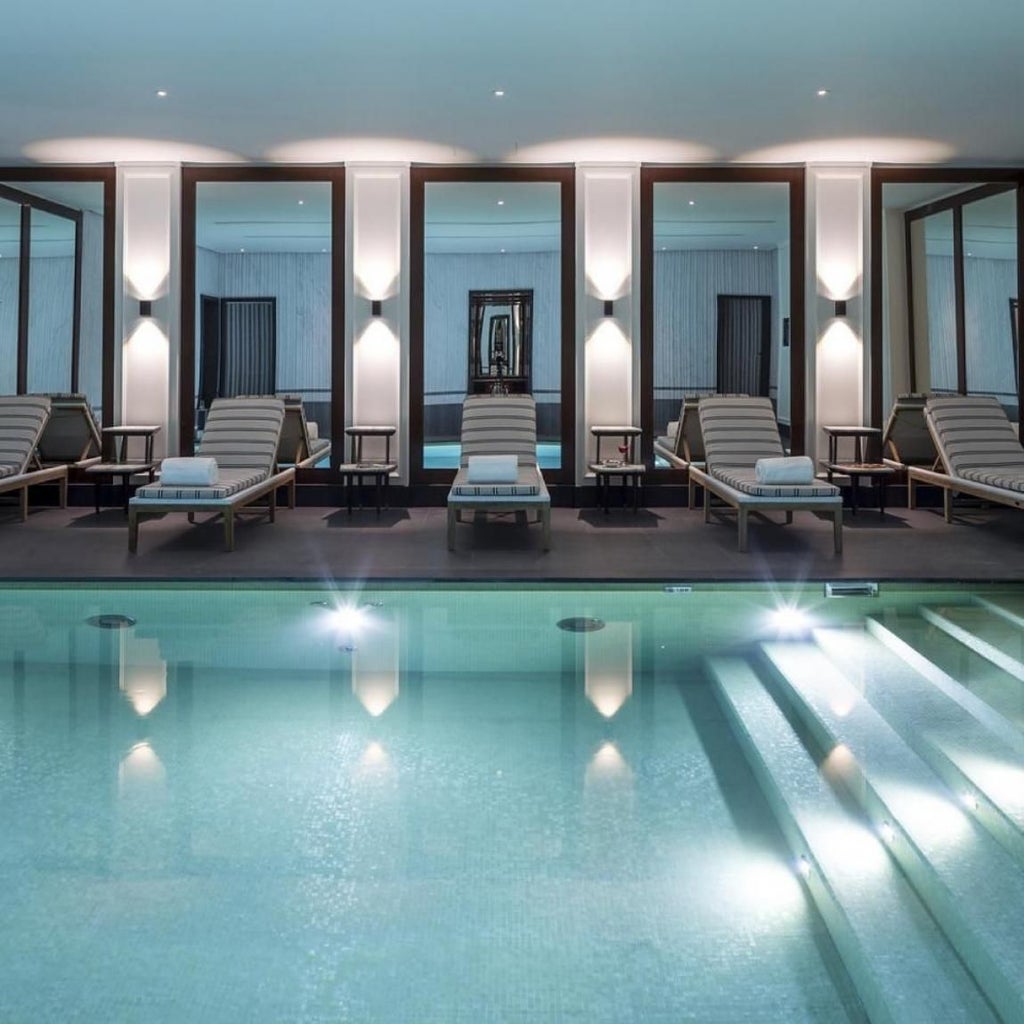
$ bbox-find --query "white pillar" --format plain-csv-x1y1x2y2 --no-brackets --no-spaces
347,164,408,478
578,165,639,483
117,164,180,457
806,165,869,464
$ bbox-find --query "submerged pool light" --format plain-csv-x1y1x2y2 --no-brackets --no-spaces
768,605,812,636
796,855,812,879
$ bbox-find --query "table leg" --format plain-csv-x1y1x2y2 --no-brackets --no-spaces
850,476,859,516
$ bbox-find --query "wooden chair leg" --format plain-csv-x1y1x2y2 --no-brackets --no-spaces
737,510,748,552
128,508,139,553
224,511,235,551
19,486,28,522
943,488,953,523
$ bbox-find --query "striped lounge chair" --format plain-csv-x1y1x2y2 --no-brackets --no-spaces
446,394,550,551
128,396,296,552
687,396,843,552
33,393,103,468
880,393,938,508
908,395,1024,521
278,395,332,469
0,395,69,519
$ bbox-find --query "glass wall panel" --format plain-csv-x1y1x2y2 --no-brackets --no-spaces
193,181,332,463
27,209,75,393
963,190,1018,416
652,181,789,456
422,181,562,470
0,197,19,394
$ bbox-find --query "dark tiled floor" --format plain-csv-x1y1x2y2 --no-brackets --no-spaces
2,499,1023,583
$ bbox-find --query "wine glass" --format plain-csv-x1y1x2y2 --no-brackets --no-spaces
617,441,630,464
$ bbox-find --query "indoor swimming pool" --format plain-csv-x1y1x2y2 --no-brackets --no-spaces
2,582,1024,1022
423,442,561,470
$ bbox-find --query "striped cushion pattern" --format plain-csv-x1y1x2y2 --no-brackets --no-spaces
699,396,785,470
450,465,543,497
134,468,266,502
0,395,51,476
959,468,1024,493
460,395,538,467
198,397,285,477
714,467,839,498
925,396,1024,478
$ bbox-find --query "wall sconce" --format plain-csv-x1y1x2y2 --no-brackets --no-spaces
833,299,847,317
370,299,382,317
602,299,614,317
139,299,153,317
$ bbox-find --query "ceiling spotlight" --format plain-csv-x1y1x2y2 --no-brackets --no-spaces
688,200,695,206
816,88,829,97
497,199,505,206
493,88,505,97
500,247,506,253
156,89,168,98
239,247,245,253
297,199,304,205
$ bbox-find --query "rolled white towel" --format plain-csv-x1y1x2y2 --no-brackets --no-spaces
755,455,814,485
160,456,219,486
466,454,518,483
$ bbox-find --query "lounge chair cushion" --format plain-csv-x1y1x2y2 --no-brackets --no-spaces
198,397,283,476
714,467,838,498
160,456,219,486
699,395,785,467
925,395,1024,478
755,456,815,485
0,395,51,475
450,465,543,498
460,395,539,466
134,468,267,502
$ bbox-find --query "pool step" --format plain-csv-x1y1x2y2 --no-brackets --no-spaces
708,655,997,1024
866,610,1024,742
762,640,1024,1024
921,603,1024,682
816,625,1024,866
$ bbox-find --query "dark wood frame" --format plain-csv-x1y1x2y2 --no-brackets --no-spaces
0,168,115,418
409,165,576,487
641,166,806,467
869,167,1024,432
468,287,533,393
180,165,345,472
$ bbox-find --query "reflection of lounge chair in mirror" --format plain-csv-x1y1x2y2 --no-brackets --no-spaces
0,395,69,520
446,394,550,551
908,395,1024,521
278,395,332,469
128,397,296,552
654,395,709,508
33,392,103,468
687,396,842,552
881,393,938,507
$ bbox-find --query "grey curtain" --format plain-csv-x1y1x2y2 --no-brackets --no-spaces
222,298,276,396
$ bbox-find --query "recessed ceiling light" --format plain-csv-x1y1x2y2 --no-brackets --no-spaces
661,246,667,251
156,89,168,98
688,200,695,206
493,89,505,97
297,199,304,205
321,248,327,253
966,251,973,256
753,245,759,250
816,88,829,97
239,247,245,253
500,248,506,253
497,199,504,206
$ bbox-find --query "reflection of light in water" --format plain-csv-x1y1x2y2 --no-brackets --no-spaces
352,621,399,716
816,820,890,876
119,635,167,716
585,742,632,784
718,851,804,918
821,742,855,783
585,622,632,718
361,741,388,767
332,604,369,633
118,741,166,796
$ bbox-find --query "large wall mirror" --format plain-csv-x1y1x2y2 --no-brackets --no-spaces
181,167,344,469
871,170,1024,428
0,171,113,420
410,168,575,486
641,168,805,468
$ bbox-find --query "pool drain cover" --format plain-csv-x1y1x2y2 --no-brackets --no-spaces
557,617,605,633
87,614,136,630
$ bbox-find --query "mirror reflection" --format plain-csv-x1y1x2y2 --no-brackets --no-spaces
652,182,790,463
0,181,104,414
882,182,1019,419
423,181,561,469
194,181,332,465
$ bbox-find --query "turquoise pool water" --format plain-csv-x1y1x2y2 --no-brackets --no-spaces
423,442,561,470
2,583,1024,1021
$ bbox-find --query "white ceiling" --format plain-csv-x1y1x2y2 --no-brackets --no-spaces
2,0,1023,167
